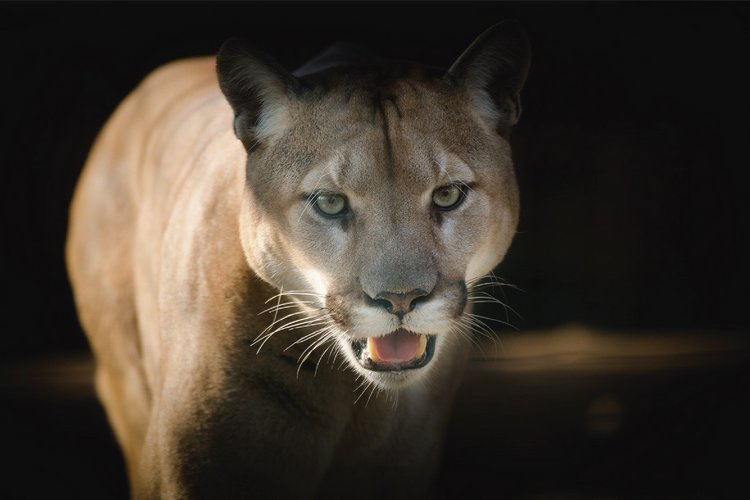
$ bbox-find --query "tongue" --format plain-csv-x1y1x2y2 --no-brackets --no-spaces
370,329,420,362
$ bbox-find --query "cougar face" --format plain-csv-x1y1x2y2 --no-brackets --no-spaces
218,24,529,389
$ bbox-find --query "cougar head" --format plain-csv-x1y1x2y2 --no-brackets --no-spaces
217,22,530,389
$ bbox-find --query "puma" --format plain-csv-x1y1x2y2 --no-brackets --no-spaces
66,21,530,498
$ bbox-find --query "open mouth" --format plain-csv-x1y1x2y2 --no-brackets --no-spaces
350,328,436,371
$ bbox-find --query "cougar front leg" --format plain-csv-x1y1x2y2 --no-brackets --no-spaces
133,356,352,499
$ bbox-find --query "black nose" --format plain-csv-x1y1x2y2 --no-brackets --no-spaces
367,289,429,316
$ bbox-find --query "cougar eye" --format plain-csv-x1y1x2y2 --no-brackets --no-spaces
313,192,347,217
432,183,467,210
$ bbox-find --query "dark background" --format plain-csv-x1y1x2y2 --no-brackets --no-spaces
2,1,749,498
3,1,750,355
3,1,749,359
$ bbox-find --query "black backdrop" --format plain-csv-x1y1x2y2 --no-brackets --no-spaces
2,1,749,358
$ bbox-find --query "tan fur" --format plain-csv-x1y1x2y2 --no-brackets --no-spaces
67,24,528,499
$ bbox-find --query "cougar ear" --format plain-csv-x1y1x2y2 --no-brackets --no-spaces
216,38,304,152
446,21,531,133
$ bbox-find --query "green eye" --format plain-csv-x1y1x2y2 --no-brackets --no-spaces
432,183,466,210
313,193,347,217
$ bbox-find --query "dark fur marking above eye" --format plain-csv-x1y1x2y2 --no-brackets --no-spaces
371,89,396,179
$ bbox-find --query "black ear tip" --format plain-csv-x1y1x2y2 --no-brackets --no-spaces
487,20,532,78
488,19,525,34
217,37,251,63
487,20,531,50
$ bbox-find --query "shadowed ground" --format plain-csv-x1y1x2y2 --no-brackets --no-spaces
3,326,749,499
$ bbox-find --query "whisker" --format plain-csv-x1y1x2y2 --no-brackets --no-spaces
268,284,284,331
449,318,484,352
469,293,522,322
466,316,499,341
264,290,326,304
467,312,518,331
354,380,373,405
285,324,334,350
256,309,321,338
315,343,336,376
389,387,399,410
296,326,336,356
327,340,339,365
252,309,324,346
297,332,336,378
253,315,328,354
364,381,379,408
337,354,349,371
253,287,329,353
468,281,522,292
467,272,523,292
488,271,523,323
267,313,328,333
353,377,369,394
462,315,503,356
258,301,317,316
